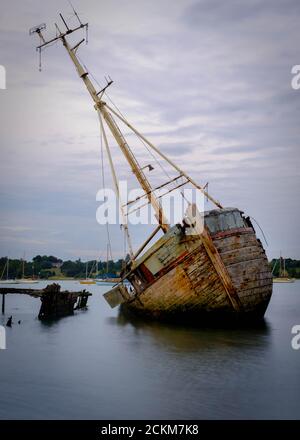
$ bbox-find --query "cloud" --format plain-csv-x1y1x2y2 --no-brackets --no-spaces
0,226,33,233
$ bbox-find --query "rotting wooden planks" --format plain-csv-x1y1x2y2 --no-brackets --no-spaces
0,283,92,319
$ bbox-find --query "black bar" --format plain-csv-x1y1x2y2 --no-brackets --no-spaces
0,420,299,439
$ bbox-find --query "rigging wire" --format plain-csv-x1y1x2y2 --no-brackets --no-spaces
249,216,269,247
105,92,172,180
67,54,122,262
123,226,127,263
100,122,114,263
73,56,175,188
75,55,193,217
104,91,190,207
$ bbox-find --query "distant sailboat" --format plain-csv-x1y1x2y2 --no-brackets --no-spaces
80,260,96,285
273,255,295,283
0,257,20,284
96,245,120,285
18,257,39,284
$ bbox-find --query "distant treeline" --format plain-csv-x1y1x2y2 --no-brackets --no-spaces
1,255,300,280
0,255,128,279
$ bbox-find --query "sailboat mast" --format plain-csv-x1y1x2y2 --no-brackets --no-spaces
279,253,282,277
106,244,109,275
7,258,9,280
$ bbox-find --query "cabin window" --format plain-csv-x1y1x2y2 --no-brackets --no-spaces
129,268,151,291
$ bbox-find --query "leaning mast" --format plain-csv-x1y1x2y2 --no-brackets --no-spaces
30,10,223,257
31,15,169,236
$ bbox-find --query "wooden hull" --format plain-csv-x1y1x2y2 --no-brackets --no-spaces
119,208,273,323
79,280,96,285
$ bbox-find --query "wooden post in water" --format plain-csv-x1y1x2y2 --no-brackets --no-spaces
2,293,5,314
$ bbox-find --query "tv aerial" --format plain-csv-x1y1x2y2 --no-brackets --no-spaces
29,6,88,72
29,5,114,97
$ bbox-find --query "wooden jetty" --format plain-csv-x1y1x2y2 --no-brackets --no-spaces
0,283,92,320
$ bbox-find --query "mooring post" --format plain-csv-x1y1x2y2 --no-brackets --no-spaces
2,293,5,314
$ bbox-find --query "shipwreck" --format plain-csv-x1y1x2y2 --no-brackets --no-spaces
30,10,273,323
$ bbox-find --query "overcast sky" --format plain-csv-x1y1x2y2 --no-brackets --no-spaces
0,0,299,261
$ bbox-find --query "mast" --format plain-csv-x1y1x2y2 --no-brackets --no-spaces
30,11,223,248
7,258,9,280
99,105,169,231
279,252,282,278
62,36,169,231
98,113,134,257
32,15,170,235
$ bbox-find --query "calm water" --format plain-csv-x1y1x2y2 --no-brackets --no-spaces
0,280,299,420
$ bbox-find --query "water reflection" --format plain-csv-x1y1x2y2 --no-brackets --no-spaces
1,282,300,419
106,312,271,353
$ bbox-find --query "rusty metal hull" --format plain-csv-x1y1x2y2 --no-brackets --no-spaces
119,209,273,323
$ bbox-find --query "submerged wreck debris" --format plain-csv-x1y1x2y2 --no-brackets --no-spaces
0,283,91,320
30,10,272,324
38,283,91,320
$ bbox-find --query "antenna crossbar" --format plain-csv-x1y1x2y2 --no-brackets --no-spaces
36,22,88,51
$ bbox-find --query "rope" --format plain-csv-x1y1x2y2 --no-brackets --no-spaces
249,216,269,246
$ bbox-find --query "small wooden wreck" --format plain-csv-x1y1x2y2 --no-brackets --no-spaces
1,283,91,320
30,11,273,323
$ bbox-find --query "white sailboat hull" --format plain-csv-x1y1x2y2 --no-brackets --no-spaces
0,280,20,285
18,279,39,284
